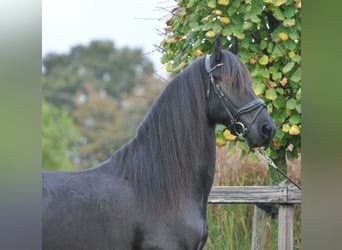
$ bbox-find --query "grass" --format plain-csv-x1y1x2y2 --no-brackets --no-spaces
204,144,301,250
206,204,253,250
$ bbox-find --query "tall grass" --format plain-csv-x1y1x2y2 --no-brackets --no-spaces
204,144,301,250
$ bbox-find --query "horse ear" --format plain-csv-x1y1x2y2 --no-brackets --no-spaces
229,36,238,55
213,35,222,62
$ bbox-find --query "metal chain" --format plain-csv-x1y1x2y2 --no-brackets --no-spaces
258,149,302,190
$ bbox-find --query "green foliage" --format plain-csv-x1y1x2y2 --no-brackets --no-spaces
160,0,301,169
42,98,80,170
73,84,125,168
42,41,163,169
72,83,162,168
43,40,154,111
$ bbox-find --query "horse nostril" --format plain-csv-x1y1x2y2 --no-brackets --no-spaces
261,124,272,138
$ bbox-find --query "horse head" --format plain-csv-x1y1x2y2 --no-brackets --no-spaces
206,36,276,147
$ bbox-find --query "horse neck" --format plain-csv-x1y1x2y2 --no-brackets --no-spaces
113,62,217,211
134,116,216,211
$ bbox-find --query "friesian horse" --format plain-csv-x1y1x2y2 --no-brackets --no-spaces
43,36,276,250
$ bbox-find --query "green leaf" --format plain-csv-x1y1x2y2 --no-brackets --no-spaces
286,98,297,110
282,62,295,74
216,124,227,133
288,28,299,40
238,51,249,63
273,0,287,7
228,7,236,16
269,65,279,75
232,0,241,7
296,88,301,99
260,40,268,50
271,46,283,59
283,19,296,27
289,113,301,124
242,21,253,30
234,31,245,39
291,54,301,63
283,40,296,50
186,0,198,8
222,26,232,36
207,0,216,8
282,123,290,133
267,42,275,54
273,95,286,110
273,8,285,21
203,22,213,31
258,55,269,65
272,72,282,81
212,23,222,33
283,6,296,18
261,69,270,78
276,87,284,95
275,129,285,140
189,21,199,29
265,88,278,101
290,68,301,82
253,82,266,96
249,14,261,23
240,3,251,14
218,0,229,6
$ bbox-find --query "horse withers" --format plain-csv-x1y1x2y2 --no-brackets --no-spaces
43,36,275,250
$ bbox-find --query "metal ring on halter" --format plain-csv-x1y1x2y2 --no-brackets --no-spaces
233,122,247,137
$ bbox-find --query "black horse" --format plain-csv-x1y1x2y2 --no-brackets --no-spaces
43,36,276,250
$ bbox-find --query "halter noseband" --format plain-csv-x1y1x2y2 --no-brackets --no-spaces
205,55,266,137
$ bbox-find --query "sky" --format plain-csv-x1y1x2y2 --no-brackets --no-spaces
42,0,173,76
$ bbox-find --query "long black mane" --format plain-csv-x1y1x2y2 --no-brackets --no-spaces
112,57,210,211
111,52,252,212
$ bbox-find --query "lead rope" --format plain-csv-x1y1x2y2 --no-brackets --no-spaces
258,149,302,190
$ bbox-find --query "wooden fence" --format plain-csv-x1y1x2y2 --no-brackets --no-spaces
208,185,301,250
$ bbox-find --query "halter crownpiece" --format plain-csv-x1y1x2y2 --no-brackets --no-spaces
205,55,266,137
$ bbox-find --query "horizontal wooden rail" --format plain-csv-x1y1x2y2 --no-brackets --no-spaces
207,185,301,250
208,185,301,204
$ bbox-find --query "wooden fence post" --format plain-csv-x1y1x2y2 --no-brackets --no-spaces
278,204,294,250
251,205,268,250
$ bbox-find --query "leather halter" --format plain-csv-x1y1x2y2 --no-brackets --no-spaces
205,55,266,137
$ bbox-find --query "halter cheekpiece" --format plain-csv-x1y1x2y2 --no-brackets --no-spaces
205,55,266,137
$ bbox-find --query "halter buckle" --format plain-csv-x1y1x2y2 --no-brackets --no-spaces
233,122,247,137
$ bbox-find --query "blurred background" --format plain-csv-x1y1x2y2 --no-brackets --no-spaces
42,0,169,170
